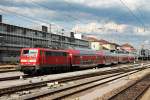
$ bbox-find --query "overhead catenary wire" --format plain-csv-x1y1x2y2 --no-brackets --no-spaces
135,6,148,32
30,0,87,25
0,6,71,33
0,6,72,48
1,0,147,34
59,0,133,33
0,8,41,25
30,0,132,34
28,0,74,31
124,0,147,32
29,0,88,34
30,0,115,34
119,0,146,30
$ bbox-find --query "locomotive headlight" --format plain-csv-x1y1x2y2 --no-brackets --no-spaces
29,59,36,62
21,59,27,62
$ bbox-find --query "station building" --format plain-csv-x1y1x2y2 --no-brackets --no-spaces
0,16,89,63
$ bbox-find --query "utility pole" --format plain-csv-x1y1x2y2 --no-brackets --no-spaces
141,44,144,66
61,29,64,49
49,24,52,33
48,24,52,48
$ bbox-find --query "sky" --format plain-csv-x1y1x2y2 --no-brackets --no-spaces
0,0,150,49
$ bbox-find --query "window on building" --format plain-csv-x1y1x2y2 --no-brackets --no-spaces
42,33,46,38
0,24,7,32
6,25,11,32
23,29,26,35
35,31,38,36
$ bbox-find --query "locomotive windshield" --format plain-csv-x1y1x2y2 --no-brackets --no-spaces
22,49,38,56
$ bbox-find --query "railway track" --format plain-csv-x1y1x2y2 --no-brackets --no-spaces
10,71,138,100
0,63,149,99
0,65,18,73
109,74,150,100
0,66,131,95
42,71,141,100
0,67,17,73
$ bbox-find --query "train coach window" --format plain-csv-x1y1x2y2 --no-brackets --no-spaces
45,51,52,56
52,52,67,56
62,52,67,56
45,51,67,56
52,52,60,56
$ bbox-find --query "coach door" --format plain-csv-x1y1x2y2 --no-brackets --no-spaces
40,51,45,65
62,52,69,67
65,52,70,68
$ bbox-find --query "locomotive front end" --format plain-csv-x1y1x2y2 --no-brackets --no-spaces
20,48,39,74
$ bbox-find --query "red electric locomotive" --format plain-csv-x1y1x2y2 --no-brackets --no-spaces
20,48,70,74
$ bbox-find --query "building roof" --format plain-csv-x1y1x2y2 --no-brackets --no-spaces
121,43,136,51
121,43,134,48
111,43,120,46
98,39,110,45
84,36,99,42
98,39,120,46
121,43,135,49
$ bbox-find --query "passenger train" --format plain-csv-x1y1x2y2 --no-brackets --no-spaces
19,48,135,74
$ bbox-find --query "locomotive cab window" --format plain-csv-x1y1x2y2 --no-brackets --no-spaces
22,49,38,56
23,50,29,55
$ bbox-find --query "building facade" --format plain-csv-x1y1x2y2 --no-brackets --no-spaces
0,22,89,63
86,38,119,51
91,42,103,50
121,43,136,52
